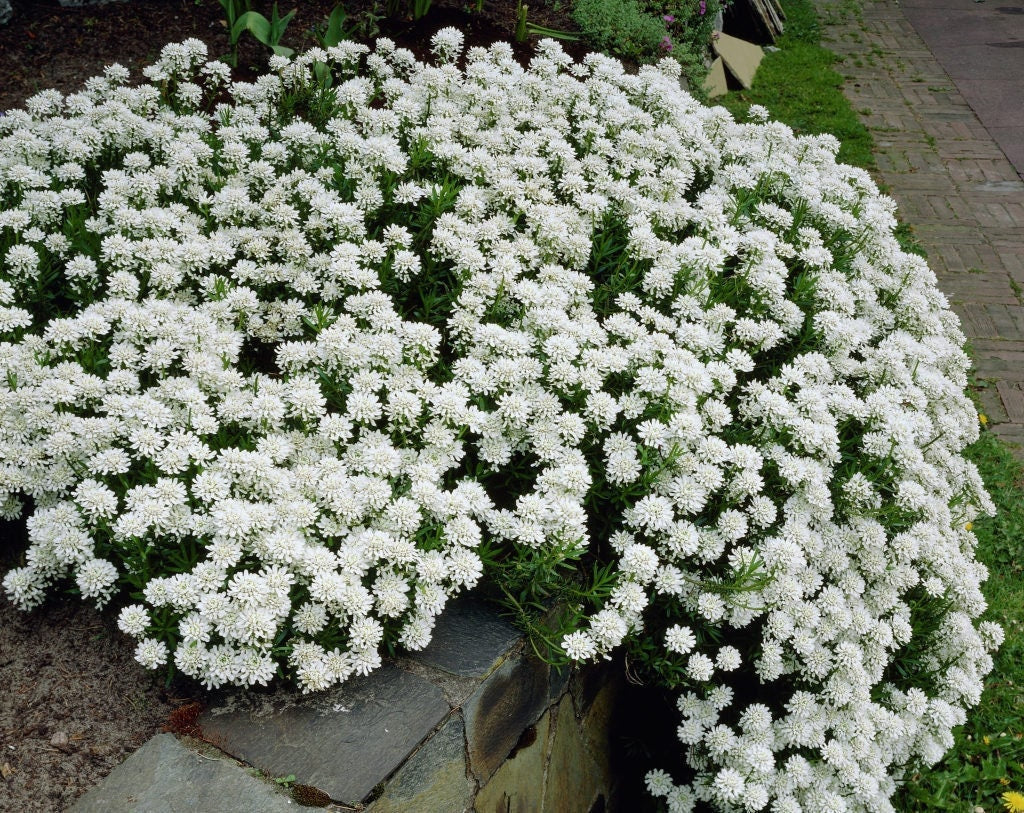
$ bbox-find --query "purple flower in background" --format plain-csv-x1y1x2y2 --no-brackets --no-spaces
660,35,673,51
662,14,675,23
699,0,707,14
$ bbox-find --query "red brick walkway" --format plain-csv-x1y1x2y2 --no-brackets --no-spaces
815,0,1024,453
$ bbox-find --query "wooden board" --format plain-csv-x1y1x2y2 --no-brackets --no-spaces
728,0,785,43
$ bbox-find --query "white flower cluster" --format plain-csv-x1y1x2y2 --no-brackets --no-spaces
0,34,996,811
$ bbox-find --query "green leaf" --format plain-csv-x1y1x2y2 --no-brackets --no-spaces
958,764,979,782
271,5,297,37
313,61,334,87
982,758,1008,780
324,4,347,46
525,23,580,40
232,10,272,45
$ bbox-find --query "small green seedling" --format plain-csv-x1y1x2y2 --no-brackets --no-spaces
514,0,578,43
232,3,298,58
525,21,580,40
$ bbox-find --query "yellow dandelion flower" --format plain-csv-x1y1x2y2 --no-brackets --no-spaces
965,521,974,531
984,735,992,745
980,413,989,426
1003,790,1024,812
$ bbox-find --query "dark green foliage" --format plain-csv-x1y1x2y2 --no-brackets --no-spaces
571,0,667,62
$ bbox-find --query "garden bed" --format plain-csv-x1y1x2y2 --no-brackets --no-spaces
0,4,656,810
0,2,1001,812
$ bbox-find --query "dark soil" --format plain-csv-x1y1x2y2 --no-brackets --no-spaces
0,522,197,812
0,0,588,113
0,2,587,810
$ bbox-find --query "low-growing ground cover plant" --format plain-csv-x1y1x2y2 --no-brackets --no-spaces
0,33,1000,811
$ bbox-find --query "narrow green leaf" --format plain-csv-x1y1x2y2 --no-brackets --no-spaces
325,4,347,47
232,11,272,45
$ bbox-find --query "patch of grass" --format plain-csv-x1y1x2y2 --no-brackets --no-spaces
717,0,876,171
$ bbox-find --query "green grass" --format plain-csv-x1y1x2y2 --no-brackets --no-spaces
717,0,876,171
717,1,1024,809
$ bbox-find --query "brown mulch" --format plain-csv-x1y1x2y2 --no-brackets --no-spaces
0,520,192,812
0,593,185,812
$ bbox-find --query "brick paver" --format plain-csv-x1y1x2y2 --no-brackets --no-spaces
815,0,1024,456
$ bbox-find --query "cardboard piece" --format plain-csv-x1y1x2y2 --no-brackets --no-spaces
704,56,729,98
713,32,764,90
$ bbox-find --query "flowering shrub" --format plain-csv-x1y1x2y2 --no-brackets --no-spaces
656,0,727,83
0,33,999,812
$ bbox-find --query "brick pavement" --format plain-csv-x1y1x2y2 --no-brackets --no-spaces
814,0,1024,453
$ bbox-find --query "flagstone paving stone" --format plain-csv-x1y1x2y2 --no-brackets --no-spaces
199,664,450,804
70,734,296,813
462,650,551,784
408,596,523,678
365,713,474,813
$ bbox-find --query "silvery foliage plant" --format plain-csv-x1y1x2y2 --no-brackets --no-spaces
0,32,1000,812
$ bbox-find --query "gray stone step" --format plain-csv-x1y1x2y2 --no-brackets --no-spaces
71,733,296,813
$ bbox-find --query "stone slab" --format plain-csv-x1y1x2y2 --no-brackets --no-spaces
367,713,473,813
713,32,763,90
705,56,729,98
549,663,572,703
569,658,617,718
475,709,552,813
463,652,550,784
200,664,449,804
71,734,295,813
544,694,603,813
409,597,522,678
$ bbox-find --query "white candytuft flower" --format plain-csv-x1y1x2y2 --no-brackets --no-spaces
0,36,997,813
